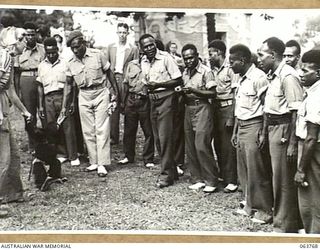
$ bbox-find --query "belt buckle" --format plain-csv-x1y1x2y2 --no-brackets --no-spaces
195,99,200,105
150,93,159,100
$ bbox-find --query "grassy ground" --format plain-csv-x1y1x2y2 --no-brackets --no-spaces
1,107,273,233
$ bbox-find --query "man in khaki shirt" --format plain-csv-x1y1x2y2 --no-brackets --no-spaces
229,44,273,224
258,36,304,233
14,22,45,152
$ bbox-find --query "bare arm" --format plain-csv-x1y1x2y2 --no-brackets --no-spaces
106,69,119,101
37,81,45,120
287,110,299,164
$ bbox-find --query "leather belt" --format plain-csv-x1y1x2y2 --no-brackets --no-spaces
217,99,233,108
185,98,209,106
45,90,63,96
238,116,263,127
80,84,106,91
149,89,174,100
128,92,147,100
21,70,38,77
266,113,292,125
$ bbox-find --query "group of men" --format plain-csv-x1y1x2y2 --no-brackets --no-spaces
10,19,320,234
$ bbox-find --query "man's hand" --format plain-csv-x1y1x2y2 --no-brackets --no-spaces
68,103,75,115
22,111,32,124
231,133,238,148
294,170,306,187
287,142,298,165
38,107,45,120
182,87,192,94
225,118,234,130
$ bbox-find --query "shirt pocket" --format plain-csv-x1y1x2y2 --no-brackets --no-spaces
71,65,85,85
239,87,257,109
86,63,103,83
268,86,284,111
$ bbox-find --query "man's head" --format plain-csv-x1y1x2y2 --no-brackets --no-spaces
229,44,252,76
44,37,59,64
169,42,178,54
139,34,157,60
284,40,301,68
257,36,285,73
182,43,199,70
117,23,129,44
23,22,37,48
208,39,226,68
67,31,86,59
300,50,320,88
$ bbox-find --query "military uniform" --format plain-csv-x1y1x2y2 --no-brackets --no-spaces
66,48,111,166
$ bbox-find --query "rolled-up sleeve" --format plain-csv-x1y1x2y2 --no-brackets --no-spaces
100,52,110,72
283,75,303,111
205,70,217,89
165,55,182,80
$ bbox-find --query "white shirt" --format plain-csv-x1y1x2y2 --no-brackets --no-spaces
114,41,130,74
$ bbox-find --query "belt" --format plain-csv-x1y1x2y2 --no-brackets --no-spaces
21,70,38,77
238,116,263,127
128,92,147,100
185,98,209,106
80,84,106,91
216,99,233,108
149,89,174,100
266,113,292,125
45,90,63,96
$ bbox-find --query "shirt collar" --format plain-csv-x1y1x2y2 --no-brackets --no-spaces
44,57,61,67
72,48,90,62
117,41,130,50
306,79,320,96
268,60,286,80
241,64,256,81
24,43,39,53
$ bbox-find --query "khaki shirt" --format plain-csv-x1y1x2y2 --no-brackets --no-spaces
212,59,239,100
36,58,66,95
123,59,147,95
182,62,216,99
264,61,303,115
141,49,181,91
15,43,45,70
296,80,320,142
65,48,110,89
235,64,268,121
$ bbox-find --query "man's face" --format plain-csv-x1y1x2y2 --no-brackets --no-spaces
169,44,177,54
229,53,244,75
25,29,36,47
140,37,157,60
182,48,198,70
208,47,220,68
45,46,59,64
70,38,86,59
300,63,319,88
257,43,274,73
117,26,129,44
283,46,300,68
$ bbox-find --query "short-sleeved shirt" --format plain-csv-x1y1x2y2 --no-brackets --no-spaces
182,61,216,99
15,43,45,70
123,59,147,95
141,49,182,91
65,48,110,89
36,58,66,95
296,80,320,142
212,59,239,100
235,64,268,121
264,61,303,115
0,48,12,91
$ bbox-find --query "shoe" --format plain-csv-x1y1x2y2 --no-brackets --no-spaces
40,177,56,191
235,208,250,216
223,183,238,193
156,180,173,188
203,186,217,193
251,217,268,224
71,158,80,166
85,164,98,172
177,166,184,176
57,157,68,164
97,165,108,177
145,163,155,168
239,200,246,209
118,157,131,165
188,182,206,190
298,229,306,234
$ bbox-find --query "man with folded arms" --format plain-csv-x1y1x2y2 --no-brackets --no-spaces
257,36,304,233
37,37,80,167
182,44,219,193
139,34,181,188
61,31,118,177
229,44,273,223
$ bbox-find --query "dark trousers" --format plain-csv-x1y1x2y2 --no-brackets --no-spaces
268,123,303,232
20,75,43,151
45,92,78,160
123,93,154,164
110,73,124,144
185,103,219,186
173,95,185,167
237,120,273,218
150,93,177,182
213,104,237,184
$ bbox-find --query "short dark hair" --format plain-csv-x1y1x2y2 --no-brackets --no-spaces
23,22,37,31
155,39,164,51
229,44,252,62
263,37,285,56
285,39,301,55
181,43,198,54
208,39,226,54
117,22,129,31
301,50,320,68
44,37,57,47
139,34,155,46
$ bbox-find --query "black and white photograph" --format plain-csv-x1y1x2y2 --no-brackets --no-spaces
0,5,320,237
